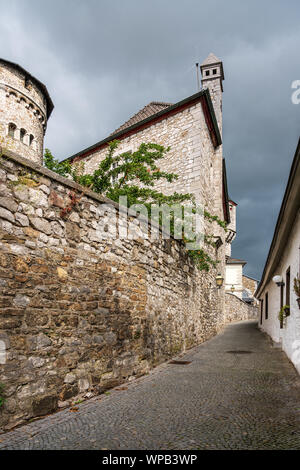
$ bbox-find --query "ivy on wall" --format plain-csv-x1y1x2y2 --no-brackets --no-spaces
44,141,227,271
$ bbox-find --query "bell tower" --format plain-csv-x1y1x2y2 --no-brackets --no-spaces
200,53,224,134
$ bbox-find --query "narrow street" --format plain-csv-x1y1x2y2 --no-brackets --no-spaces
0,320,299,450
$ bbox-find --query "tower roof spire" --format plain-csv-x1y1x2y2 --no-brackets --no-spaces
201,52,222,66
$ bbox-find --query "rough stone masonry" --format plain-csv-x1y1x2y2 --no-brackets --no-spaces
0,150,229,431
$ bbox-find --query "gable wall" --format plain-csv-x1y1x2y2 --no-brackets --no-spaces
83,102,217,209
225,263,243,299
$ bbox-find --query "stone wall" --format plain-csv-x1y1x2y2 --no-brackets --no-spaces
242,275,258,297
224,293,258,324
0,151,226,431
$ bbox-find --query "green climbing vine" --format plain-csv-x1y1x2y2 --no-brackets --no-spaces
44,141,227,271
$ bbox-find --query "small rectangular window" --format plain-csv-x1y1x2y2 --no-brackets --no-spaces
265,292,268,320
205,70,210,76
213,69,217,75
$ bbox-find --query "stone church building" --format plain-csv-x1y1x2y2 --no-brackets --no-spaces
68,53,228,221
0,52,238,272
66,53,234,260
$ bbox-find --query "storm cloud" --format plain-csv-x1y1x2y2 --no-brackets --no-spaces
1,0,299,279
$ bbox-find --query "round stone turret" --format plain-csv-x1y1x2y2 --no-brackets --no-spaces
0,58,54,164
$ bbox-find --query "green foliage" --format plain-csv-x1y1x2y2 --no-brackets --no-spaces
204,210,227,231
0,383,5,408
44,141,227,271
73,399,84,405
294,277,300,297
186,247,217,272
44,148,73,178
278,305,290,324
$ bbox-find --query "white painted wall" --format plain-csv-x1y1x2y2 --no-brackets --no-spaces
225,202,236,257
225,263,243,299
259,210,300,374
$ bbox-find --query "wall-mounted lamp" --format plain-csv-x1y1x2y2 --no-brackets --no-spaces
272,275,285,287
215,274,224,289
231,285,235,293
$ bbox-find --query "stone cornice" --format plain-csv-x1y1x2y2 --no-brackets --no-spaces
0,82,47,127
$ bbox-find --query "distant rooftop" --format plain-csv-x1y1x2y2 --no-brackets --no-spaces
243,274,259,282
229,199,237,206
112,101,172,135
226,257,247,266
65,89,222,162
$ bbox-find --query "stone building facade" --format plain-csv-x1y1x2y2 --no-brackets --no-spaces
67,53,232,289
0,59,53,164
243,275,258,296
0,53,255,430
242,275,259,304
256,139,300,374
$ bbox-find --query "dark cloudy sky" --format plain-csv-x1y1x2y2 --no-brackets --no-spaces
1,0,299,279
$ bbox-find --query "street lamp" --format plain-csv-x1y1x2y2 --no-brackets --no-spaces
215,274,224,289
272,275,285,287
231,285,235,293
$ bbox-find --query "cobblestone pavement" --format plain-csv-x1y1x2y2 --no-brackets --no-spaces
0,320,300,450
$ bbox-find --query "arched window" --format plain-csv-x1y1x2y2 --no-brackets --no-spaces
8,123,16,138
20,128,26,143
29,134,34,146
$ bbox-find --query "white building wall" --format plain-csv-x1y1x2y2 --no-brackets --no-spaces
259,210,300,374
225,263,243,299
225,202,236,257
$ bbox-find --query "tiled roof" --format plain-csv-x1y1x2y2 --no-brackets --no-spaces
226,257,247,265
111,101,173,135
